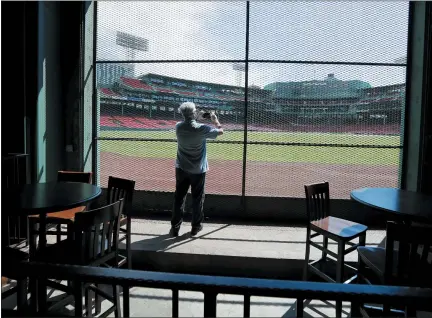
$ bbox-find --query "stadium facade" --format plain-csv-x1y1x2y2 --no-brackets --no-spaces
98,72,404,127
97,64,134,86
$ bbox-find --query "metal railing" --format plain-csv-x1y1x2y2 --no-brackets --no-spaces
14,261,432,317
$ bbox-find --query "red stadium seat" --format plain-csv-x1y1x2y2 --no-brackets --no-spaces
120,77,154,91
100,115,120,127
100,88,119,96
175,90,197,97
155,87,174,94
100,116,178,129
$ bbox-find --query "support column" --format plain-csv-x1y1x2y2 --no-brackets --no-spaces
401,2,429,191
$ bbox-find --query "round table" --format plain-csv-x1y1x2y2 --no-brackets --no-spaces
6,182,102,248
350,187,432,223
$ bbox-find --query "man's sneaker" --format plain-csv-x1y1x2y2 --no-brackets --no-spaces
170,227,179,237
191,225,203,237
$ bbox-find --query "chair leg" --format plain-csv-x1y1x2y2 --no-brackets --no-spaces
56,224,61,243
74,282,83,318
351,254,362,318
123,286,130,318
67,224,74,290
336,241,345,318
113,285,121,318
357,234,366,284
382,305,391,316
127,217,132,270
29,277,38,313
322,236,328,261
17,217,21,245
38,276,48,313
29,221,37,259
350,301,361,318
16,278,28,312
359,234,366,248
303,227,311,281
336,241,345,282
95,285,101,315
357,254,368,317
37,277,47,315
26,219,30,247
405,306,416,318
85,287,92,317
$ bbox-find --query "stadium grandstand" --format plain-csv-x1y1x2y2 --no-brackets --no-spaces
265,74,370,123
353,83,405,124
98,73,404,135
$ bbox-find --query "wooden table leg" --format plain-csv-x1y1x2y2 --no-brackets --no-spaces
34,213,48,314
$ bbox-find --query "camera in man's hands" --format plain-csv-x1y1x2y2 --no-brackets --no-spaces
197,109,214,121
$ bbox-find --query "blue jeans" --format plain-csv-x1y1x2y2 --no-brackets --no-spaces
171,168,206,230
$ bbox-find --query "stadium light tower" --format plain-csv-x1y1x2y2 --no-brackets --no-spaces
232,63,245,87
116,31,149,77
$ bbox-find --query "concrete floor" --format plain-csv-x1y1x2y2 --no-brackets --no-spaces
125,219,386,262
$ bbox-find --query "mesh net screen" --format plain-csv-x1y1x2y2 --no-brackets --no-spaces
96,1,408,198
97,1,246,61
249,2,409,63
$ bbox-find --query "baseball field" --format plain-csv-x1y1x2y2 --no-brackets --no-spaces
98,129,401,198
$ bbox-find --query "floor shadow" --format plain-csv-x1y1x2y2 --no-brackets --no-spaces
163,224,231,252
282,299,351,318
127,224,232,253
129,232,190,252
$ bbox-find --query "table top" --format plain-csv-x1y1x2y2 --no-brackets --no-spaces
6,182,102,215
351,187,432,223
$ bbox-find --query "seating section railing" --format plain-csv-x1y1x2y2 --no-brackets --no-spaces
12,261,432,317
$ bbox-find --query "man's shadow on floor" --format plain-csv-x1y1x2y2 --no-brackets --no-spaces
127,224,231,253
128,233,191,252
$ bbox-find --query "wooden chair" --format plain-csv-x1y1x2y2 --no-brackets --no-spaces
29,171,92,250
354,221,432,317
303,182,368,318
85,177,134,316
34,199,124,317
1,247,29,313
3,154,30,248
107,176,136,270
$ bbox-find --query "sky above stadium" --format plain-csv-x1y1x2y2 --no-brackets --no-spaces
97,1,408,88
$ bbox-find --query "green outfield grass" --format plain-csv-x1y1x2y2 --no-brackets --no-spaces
99,130,401,165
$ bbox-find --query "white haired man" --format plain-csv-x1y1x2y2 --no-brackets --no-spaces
171,102,224,237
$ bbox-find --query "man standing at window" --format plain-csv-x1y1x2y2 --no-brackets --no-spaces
171,102,224,237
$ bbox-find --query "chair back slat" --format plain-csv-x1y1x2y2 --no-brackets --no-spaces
421,244,431,263
107,176,135,215
74,199,124,265
107,220,115,253
304,182,330,221
57,171,92,184
101,222,109,257
408,242,419,275
92,224,100,259
82,230,92,265
385,222,432,287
